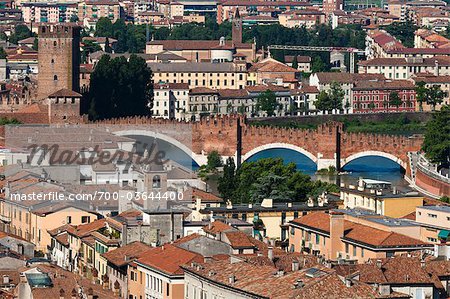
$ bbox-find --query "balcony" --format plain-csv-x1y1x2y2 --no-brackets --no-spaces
0,214,11,223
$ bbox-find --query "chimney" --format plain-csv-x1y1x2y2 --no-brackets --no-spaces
268,246,274,261
376,259,382,269
293,279,304,289
345,278,352,287
87,287,94,299
421,259,426,268
229,275,236,284
113,280,120,296
71,288,77,299
292,260,300,272
434,60,439,76
59,288,65,299
330,211,345,260
3,275,9,284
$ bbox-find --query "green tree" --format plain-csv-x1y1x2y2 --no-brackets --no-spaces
251,173,295,202
256,90,278,116
104,37,113,53
32,37,38,51
9,25,34,45
328,81,344,111
0,47,6,59
425,85,446,111
382,21,418,48
422,105,450,165
311,56,326,73
85,54,153,120
70,14,79,23
81,40,102,63
440,196,450,203
291,55,298,69
231,158,337,203
218,157,236,200
389,91,402,111
415,81,427,112
206,150,223,169
95,17,114,37
315,90,332,112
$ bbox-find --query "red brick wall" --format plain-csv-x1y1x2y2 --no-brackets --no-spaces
352,89,416,113
416,167,450,197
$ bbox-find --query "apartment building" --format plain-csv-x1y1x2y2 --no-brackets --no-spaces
414,205,450,244
279,9,326,29
365,30,405,59
194,196,338,242
133,244,203,299
358,56,450,79
415,28,450,48
352,79,416,113
78,0,122,23
285,55,312,73
21,2,78,23
289,211,432,263
182,84,293,120
410,73,450,110
147,61,248,90
340,180,424,218
152,82,189,119
309,72,386,113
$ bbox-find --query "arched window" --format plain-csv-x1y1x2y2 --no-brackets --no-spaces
152,175,161,188
53,41,57,47
54,75,58,81
51,59,54,64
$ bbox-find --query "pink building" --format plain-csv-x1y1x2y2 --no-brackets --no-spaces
352,79,416,113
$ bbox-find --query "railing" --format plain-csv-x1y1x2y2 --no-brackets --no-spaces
0,215,11,222
417,154,450,183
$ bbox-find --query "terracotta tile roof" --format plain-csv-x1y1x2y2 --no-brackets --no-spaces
70,219,107,238
189,87,218,95
285,55,311,63
137,244,203,276
183,260,381,299
47,224,76,237
101,241,151,267
154,82,189,90
224,231,255,249
202,220,234,236
352,79,415,90
54,233,69,247
146,39,252,50
20,264,117,298
0,231,31,243
48,88,82,98
297,85,319,94
217,88,249,98
314,72,385,84
249,58,299,73
172,233,202,245
401,211,416,220
291,212,428,248
359,56,450,66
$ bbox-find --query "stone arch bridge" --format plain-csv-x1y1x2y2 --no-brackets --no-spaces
92,115,423,171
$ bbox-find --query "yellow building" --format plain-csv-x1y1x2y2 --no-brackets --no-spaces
340,180,424,218
147,61,248,89
289,211,432,263
194,197,339,242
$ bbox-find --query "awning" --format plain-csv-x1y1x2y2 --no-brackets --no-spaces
438,230,450,240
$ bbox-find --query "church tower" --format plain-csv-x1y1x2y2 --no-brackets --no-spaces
232,8,242,46
37,24,81,100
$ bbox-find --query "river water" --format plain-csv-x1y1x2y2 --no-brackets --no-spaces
132,136,408,189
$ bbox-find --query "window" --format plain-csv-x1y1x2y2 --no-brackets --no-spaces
152,175,161,188
353,245,357,256
345,243,349,254
54,75,58,81
81,216,90,223
66,216,72,224
361,248,364,257
428,213,437,218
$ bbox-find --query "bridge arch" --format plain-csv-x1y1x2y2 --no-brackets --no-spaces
242,143,318,164
341,151,406,169
112,129,204,166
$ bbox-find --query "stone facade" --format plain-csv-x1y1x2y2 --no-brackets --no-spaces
37,24,81,100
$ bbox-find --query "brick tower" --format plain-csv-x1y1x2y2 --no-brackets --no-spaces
37,24,81,100
232,8,242,46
